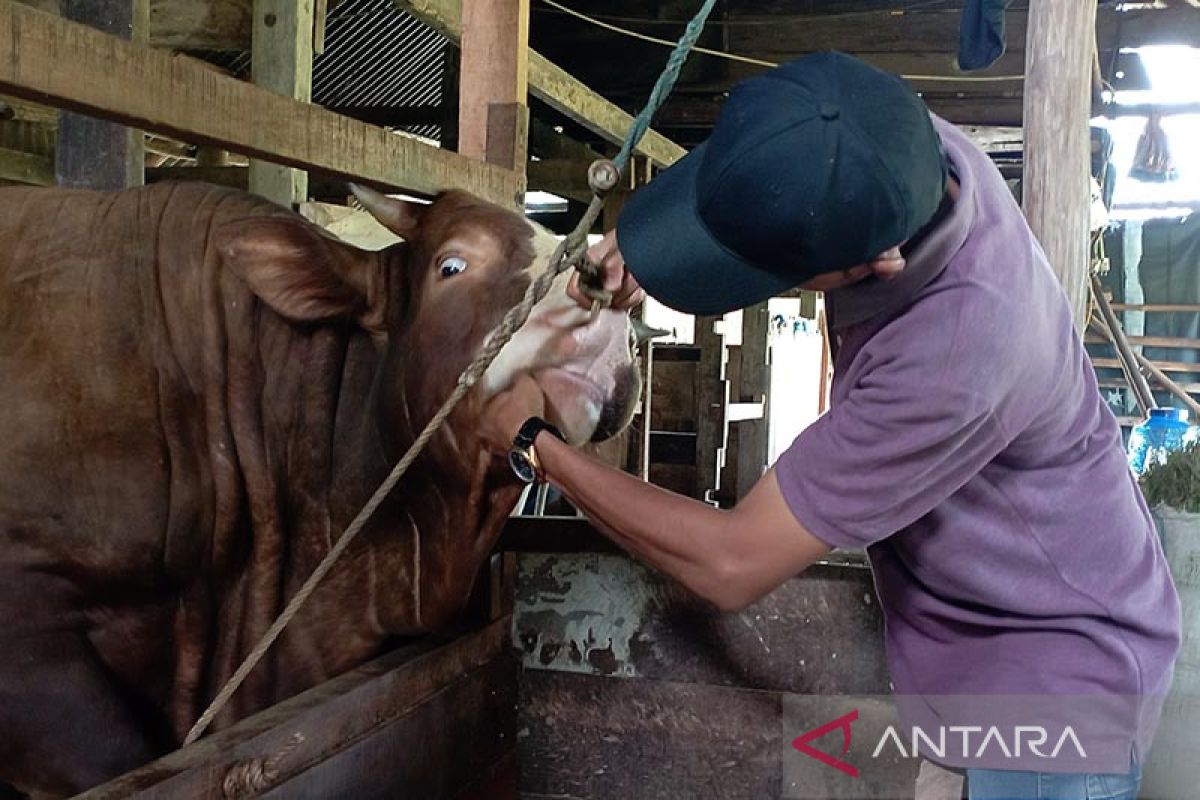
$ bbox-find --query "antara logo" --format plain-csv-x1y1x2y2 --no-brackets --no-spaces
791,709,1089,777
791,709,860,778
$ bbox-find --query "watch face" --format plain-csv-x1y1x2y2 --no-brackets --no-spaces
509,450,537,483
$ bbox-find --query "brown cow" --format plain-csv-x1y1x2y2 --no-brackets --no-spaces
0,182,639,798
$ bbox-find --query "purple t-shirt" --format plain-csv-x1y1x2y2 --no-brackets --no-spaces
776,117,1181,772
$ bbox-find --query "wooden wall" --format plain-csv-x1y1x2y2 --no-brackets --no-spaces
506,520,904,799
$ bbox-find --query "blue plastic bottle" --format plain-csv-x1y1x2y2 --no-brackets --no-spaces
1128,408,1196,476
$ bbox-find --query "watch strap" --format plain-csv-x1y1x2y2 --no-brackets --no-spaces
513,417,565,450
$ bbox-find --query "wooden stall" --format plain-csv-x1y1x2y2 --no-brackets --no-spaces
0,0,689,797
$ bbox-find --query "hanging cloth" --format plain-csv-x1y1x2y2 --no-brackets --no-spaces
958,0,1015,71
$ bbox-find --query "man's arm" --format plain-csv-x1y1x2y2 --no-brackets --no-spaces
535,431,830,612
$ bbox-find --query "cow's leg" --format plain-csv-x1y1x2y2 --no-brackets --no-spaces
0,630,163,797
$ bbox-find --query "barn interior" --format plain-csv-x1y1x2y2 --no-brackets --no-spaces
2,0,1200,799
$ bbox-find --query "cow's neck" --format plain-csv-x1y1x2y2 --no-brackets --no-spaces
240,325,522,701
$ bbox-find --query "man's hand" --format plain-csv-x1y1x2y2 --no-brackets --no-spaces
480,373,546,453
570,229,646,311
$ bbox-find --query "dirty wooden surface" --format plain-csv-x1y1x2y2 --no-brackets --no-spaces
519,671,919,800
520,669,782,800
81,618,516,799
513,552,888,695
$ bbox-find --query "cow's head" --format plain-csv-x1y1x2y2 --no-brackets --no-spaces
216,188,640,475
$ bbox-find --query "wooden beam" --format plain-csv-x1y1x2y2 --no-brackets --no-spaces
528,117,602,162
721,6,1197,58
716,51,1026,90
655,92,1024,130
458,0,529,162
34,1,1194,58
249,0,314,207
527,158,632,199
1098,101,1200,118
394,0,687,168
528,51,687,167
0,94,57,125
958,125,1023,152
0,2,521,205
1021,0,1095,332
0,145,53,185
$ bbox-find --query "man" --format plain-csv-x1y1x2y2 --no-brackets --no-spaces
483,52,1180,799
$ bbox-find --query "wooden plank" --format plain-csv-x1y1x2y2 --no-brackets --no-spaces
249,0,314,207
61,0,1200,56
720,6,1197,58
735,301,770,500
959,124,1023,152
725,9,1027,56
393,0,687,168
56,0,149,190
529,51,687,167
258,658,517,800
1085,333,1200,349
1099,377,1200,394
1099,101,1200,119
80,618,510,799
518,664,913,798
526,157,632,201
1022,0,1095,332
0,94,57,125
519,669,782,800
1111,303,1200,313
1093,357,1200,375
658,91,1024,130
0,119,54,155
458,0,529,161
0,144,53,185
0,2,521,204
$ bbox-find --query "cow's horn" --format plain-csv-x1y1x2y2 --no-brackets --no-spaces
350,183,421,238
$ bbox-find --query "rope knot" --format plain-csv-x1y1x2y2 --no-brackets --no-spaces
221,732,305,799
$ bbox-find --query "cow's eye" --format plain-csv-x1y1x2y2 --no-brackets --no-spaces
439,255,468,277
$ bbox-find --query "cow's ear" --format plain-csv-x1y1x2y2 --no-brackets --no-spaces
216,217,384,328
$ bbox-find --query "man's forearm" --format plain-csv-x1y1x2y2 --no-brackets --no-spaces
534,432,830,611
536,432,740,606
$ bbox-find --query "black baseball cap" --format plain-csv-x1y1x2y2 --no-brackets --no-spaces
617,51,948,316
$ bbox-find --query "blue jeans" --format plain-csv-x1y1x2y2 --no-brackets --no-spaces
967,762,1141,799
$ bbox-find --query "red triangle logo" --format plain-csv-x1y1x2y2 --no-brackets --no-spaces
791,709,859,778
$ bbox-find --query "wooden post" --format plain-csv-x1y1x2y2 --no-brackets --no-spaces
55,0,148,189
735,302,771,500
460,0,531,621
694,316,728,505
1021,0,1097,332
458,0,529,164
249,0,314,207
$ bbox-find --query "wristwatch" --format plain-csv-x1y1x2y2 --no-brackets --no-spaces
508,417,565,484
